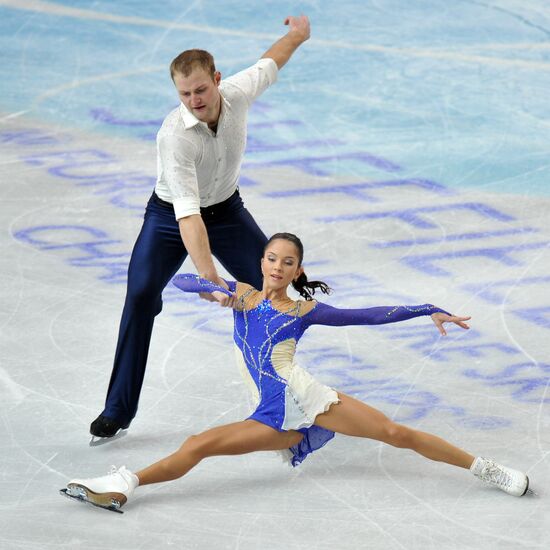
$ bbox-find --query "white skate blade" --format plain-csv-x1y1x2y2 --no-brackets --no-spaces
89,428,128,447
59,488,124,514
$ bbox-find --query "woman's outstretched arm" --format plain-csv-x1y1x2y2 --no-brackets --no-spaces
304,302,470,334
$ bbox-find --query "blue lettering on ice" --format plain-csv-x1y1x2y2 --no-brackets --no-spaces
237,175,259,187
243,151,403,176
23,148,112,171
428,343,519,360
316,202,515,227
14,225,129,284
462,276,550,304
316,272,408,303
89,108,163,127
463,362,550,404
459,416,511,430
349,380,465,422
0,129,63,146
191,315,234,338
249,100,273,114
380,326,518,359
248,119,302,129
304,347,508,428
379,325,441,351
15,224,117,249
19,148,154,211
383,324,549,406
512,306,550,329
370,227,538,248
109,186,155,211
264,178,453,202
301,347,465,422
401,241,550,277
246,135,344,153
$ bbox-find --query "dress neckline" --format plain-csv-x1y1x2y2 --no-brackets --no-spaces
242,296,319,318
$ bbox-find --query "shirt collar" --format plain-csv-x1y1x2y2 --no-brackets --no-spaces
179,92,231,131
179,103,200,129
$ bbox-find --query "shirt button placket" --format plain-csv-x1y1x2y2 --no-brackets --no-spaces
214,138,221,190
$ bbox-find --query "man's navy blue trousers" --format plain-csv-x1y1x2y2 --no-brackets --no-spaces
102,190,267,425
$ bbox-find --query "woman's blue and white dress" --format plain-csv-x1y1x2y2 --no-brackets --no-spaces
173,274,448,466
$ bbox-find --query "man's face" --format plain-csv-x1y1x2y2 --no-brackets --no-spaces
173,68,221,126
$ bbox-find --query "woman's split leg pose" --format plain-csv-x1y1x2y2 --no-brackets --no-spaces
63,390,528,512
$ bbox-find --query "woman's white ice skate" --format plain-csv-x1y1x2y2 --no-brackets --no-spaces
470,457,530,497
60,465,138,513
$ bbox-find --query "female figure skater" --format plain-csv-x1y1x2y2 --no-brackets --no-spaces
62,233,529,512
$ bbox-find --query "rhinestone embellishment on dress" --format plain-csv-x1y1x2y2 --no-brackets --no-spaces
256,299,273,318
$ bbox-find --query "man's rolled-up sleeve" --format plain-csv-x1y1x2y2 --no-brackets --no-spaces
158,134,201,220
226,58,279,105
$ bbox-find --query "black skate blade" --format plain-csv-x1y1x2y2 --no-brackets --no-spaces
89,429,128,447
59,488,124,513
522,476,538,497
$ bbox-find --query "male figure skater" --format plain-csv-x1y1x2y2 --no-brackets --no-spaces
90,15,311,440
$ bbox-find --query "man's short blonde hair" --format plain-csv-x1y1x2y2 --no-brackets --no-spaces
170,49,216,80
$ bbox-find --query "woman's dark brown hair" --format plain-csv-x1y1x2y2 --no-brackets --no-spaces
264,233,331,301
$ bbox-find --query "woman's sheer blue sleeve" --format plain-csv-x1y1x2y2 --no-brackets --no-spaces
304,302,450,327
172,274,235,296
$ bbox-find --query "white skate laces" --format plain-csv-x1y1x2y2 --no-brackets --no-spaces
108,465,123,477
470,457,529,497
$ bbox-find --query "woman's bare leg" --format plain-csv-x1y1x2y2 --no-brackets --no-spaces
137,420,303,485
315,393,474,469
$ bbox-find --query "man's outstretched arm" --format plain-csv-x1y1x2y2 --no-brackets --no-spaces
261,15,310,70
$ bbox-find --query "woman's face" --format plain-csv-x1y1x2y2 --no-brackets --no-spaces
261,239,304,293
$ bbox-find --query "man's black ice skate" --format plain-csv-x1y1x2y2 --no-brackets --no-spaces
89,415,130,446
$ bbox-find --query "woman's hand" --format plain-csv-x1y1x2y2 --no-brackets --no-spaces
431,312,471,336
211,290,241,310
197,277,238,306
199,292,218,303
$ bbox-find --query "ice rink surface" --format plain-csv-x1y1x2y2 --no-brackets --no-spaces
1,1,550,548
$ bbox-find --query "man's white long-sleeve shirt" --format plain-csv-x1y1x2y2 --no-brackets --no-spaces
155,58,278,221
